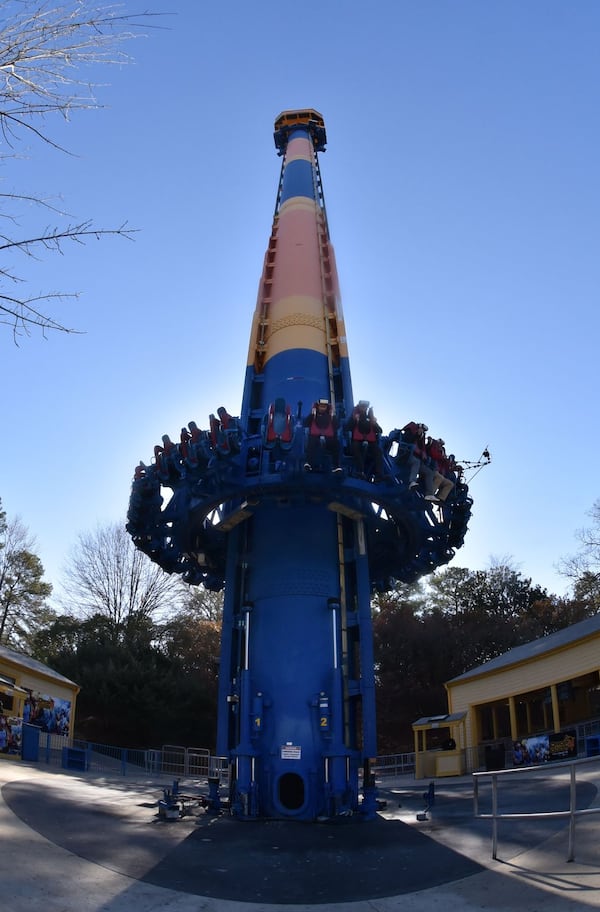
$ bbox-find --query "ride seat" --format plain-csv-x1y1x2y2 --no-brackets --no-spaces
264,398,294,450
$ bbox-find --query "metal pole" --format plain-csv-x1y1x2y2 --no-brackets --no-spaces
492,775,498,860
244,610,250,670
568,764,576,862
331,606,338,668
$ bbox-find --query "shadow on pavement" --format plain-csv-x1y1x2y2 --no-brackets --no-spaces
2,774,597,904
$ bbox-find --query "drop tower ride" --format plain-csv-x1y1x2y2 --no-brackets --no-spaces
127,109,473,821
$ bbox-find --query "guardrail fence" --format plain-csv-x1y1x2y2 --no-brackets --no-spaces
473,754,600,861
18,725,230,785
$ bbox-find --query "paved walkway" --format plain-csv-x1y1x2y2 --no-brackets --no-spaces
1,758,599,910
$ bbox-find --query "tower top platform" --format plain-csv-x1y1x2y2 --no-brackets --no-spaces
274,108,325,130
274,109,326,154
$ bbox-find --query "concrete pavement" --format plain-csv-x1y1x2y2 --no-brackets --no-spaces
1,758,599,911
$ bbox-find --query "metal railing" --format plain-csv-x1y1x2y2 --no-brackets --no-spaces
158,745,229,781
374,746,492,778
473,754,600,861
25,731,419,788
28,732,413,787
372,752,415,776
22,727,229,785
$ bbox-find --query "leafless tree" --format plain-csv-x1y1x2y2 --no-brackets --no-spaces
0,500,53,648
0,1,161,341
558,499,600,609
61,522,183,634
181,583,224,622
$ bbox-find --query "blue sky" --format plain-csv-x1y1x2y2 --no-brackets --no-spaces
2,0,599,600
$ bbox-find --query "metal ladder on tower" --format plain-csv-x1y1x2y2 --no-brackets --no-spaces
311,146,340,409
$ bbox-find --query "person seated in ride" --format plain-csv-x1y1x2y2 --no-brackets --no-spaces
303,399,342,472
446,453,465,486
209,407,240,456
179,426,196,466
426,437,455,503
187,420,212,465
344,401,384,481
154,434,185,479
401,421,433,492
217,406,242,452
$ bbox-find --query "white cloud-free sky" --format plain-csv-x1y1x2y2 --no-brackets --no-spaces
2,0,599,599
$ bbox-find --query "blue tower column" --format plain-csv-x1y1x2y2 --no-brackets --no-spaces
126,108,473,822
220,498,361,819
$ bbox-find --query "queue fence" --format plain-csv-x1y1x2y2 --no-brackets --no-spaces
473,754,600,861
19,725,229,785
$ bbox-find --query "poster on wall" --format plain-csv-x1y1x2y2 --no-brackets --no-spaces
513,735,549,765
23,692,72,736
513,730,577,766
549,730,577,761
1,717,22,754
1,690,71,757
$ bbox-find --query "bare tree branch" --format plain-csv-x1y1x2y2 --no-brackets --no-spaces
557,499,600,608
61,522,183,632
0,1,164,340
0,502,52,649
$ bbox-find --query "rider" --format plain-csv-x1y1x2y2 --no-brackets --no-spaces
345,401,384,481
303,399,342,473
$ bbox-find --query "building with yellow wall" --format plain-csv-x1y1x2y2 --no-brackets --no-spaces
413,614,600,777
447,613,600,766
0,644,79,757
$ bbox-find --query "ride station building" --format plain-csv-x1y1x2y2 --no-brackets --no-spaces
413,613,600,777
0,644,79,758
